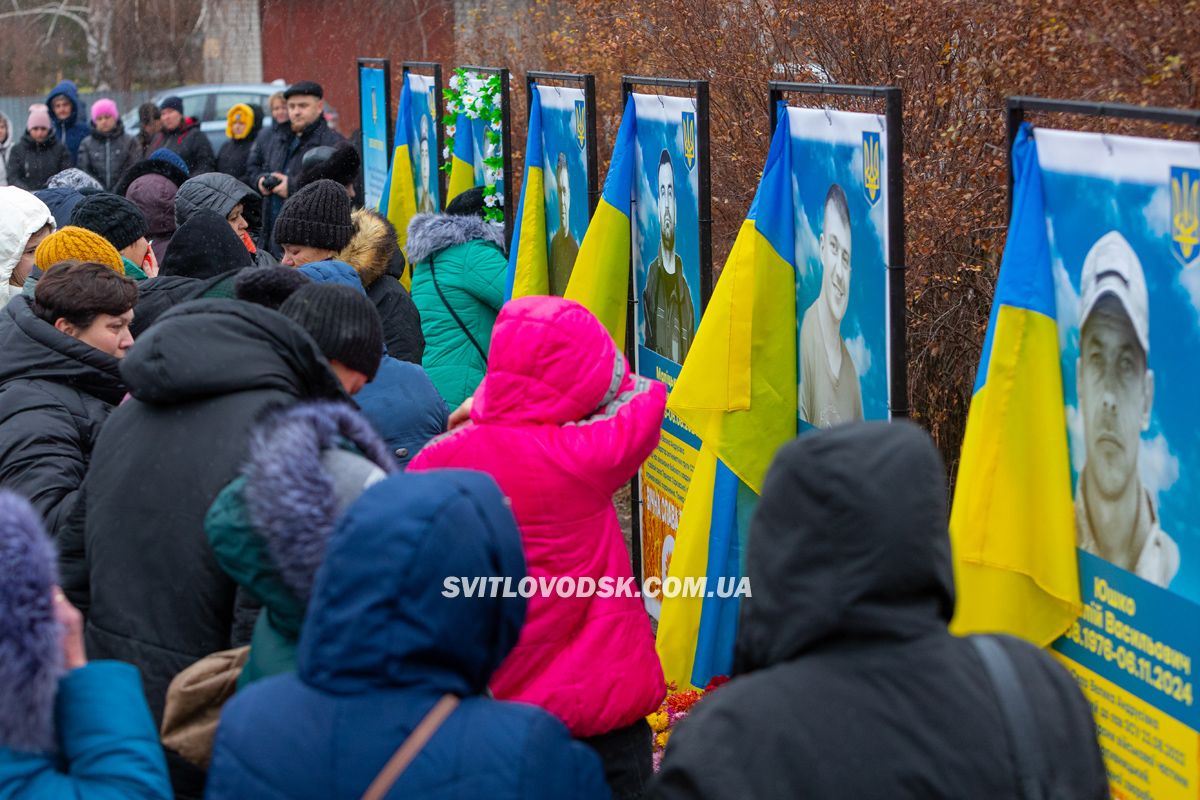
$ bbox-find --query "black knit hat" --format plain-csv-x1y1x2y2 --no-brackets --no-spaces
160,96,184,114
445,186,487,219
296,142,361,193
69,192,148,251
279,284,383,380
273,179,353,251
284,80,323,100
235,266,311,310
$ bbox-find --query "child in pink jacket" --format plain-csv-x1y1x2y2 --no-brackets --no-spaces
409,295,667,798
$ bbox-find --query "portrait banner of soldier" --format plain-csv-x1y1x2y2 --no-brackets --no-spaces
539,84,590,296
357,61,390,212
630,90,708,618
788,106,891,430
405,72,440,214
1036,126,1200,798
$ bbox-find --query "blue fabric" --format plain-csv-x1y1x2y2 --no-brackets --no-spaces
0,661,171,799
206,471,610,800
354,357,447,467
297,259,366,293
148,148,190,179
33,187,84,228
45,80,90,165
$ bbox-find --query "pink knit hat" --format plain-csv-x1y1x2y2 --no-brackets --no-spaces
26,104,51,131
91,98,118,122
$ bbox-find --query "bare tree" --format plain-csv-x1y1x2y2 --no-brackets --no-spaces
0,0,117,89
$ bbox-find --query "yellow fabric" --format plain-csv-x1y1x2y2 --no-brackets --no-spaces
509,165,548,298
563,198,631,346
225,104,254,141
35,226,124,275
667,220,796,494
949,305,1081,645
445,155,475,208
386,142,417,291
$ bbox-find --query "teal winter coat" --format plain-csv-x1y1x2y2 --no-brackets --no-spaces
406,212,506,408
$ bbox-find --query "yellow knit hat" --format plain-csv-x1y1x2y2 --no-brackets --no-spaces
226,103,255,140
34,226,125,275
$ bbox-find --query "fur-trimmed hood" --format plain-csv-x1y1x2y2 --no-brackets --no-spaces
242,402,397,604
338,209,396,287
405,212,505,266
0,491,61,753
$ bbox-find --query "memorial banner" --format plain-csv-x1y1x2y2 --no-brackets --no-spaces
507,82,593,299
952,122,1200,799
442,67,510,230
357,60,390,212
406,73,440,215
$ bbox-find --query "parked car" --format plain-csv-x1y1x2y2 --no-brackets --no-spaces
124,82,340,152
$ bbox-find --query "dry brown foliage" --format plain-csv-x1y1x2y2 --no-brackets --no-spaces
457,0,1199,477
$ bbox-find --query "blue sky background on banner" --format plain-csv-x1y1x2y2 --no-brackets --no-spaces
539,85,589,252
632,93,701,347
787,106,890,422
405,73,439,213
358,66,389,211
469,116,504,199
1038,128,1200,600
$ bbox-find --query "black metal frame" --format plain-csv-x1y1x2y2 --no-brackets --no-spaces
526,70,600,217
402,61,445,207
356,57,392,209
769,81,909,423
458,65,515,245
620,75,712,590
1005,96,1200,218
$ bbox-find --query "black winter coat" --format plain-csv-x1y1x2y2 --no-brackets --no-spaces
0,296,125,539
246,116,343,255
151,118,215,175
5,131,71,191
216,136,255,183
76,120,138,191
338,208,424,362
649,422,1109,800
59,300,345,725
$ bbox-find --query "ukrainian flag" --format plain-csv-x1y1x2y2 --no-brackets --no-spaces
656,106,798,688
949,123,1080,646
380,80,416,289
564,95,635,344
445,111,476,206
506,86,548,299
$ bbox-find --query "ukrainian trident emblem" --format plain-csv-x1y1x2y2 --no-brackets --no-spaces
863,131,882,207
681,111,697,171
575,99,586,150
1171,166,1200,267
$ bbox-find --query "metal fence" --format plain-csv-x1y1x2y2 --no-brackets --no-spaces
0,90,160,130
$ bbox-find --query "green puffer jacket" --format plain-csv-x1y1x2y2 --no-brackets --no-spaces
203,402,394,689
406,212,506,408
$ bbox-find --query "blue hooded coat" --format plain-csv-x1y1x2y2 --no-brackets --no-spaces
205,470,610,800
45,81,90,165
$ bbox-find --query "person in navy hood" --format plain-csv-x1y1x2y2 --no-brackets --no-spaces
45,80,90,165
206,470,610,799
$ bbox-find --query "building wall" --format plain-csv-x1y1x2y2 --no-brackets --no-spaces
204,0,264,84
259,0,455,135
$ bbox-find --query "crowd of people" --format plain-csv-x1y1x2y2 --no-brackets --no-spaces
0,77,1110,800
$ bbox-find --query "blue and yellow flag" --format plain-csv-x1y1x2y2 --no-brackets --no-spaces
380,80,416,289
506,86,548,300
564,96,635,344
656,107,798,688
949,123,1080,646
445,112,476,207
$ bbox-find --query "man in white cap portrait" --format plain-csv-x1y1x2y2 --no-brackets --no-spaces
1075,230,1178,587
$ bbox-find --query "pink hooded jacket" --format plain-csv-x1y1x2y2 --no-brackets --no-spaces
409,296,667,736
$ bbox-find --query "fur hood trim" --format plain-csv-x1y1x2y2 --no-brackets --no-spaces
243,403,397,603
0,492,61,753
405,212,505,266
338,209,395,287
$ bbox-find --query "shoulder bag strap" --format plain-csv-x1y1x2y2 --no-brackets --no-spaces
360,694,460,800
427,257,489,363
970,635,1047,800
